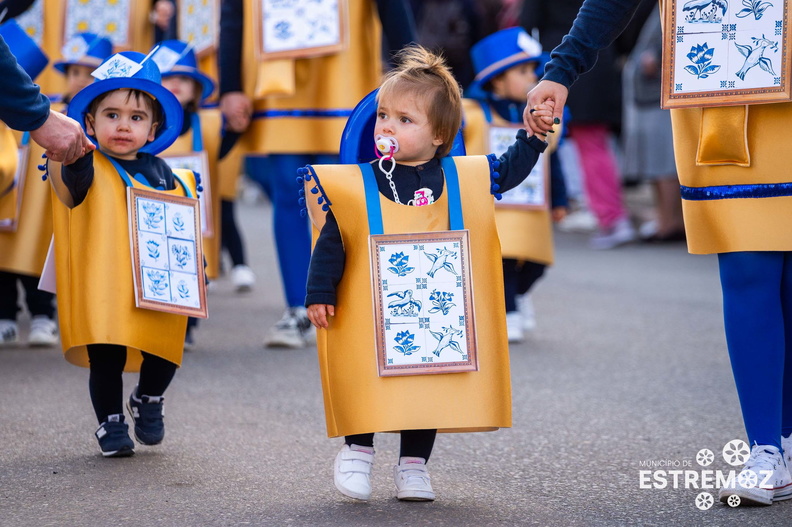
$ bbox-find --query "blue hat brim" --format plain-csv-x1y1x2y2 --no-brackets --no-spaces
67,77,183,156
473,54,546,92
162,69,215,101
53,58,104,74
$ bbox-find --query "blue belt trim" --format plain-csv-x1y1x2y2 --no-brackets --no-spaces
680,182,792,201
191,113,203,152
106,155,193,198
358,158,466,236
252,109,354,119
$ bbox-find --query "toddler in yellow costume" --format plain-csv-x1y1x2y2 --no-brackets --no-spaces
303,46,552,502
47,51,199,457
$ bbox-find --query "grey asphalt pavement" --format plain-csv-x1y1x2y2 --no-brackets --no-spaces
1,190,790,526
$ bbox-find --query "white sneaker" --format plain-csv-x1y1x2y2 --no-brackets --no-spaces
393,457,435,501
782,435,792,467
557,209,598,233
589,217,636,250
264,307,313,348
517,294,536,332
28,316,58,347
334,444,375,500
0,319,18,346
506,311,524,343
231,265,256,293
719,444,792,506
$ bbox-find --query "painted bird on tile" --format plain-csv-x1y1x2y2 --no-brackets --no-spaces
735,36,778,80
424,247,458,278
683,0,728,22
387,289,422,315
430,326,464,357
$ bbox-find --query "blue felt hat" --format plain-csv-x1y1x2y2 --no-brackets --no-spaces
339,89,465,164
67,51,183,156
470,27,544,93
150,40,215,102
0,19,49,81
54,33,113,74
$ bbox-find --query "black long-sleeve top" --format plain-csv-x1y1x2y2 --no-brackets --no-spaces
305,131,548,306
0,33,50,131
218,0,417,96
62,151,176,207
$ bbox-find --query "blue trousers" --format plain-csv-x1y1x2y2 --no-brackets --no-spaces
718,251,792,448
246,154,339,307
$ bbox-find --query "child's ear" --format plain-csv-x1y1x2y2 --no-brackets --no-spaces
147,122,159,143
84,114,95,136
432,135,444,147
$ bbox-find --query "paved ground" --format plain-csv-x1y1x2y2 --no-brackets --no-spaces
1,188,791,526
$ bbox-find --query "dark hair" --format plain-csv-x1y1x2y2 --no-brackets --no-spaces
378,45,462,158
86,88,164,130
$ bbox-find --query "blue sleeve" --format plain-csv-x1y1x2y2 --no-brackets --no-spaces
549,151,568,209
0,34,51,131
541,0,643,88
374,0,417,59
305,209,346,307
218,0,243,96
493,129,548,194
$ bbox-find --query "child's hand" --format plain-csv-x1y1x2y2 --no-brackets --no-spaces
307,304,335,329
526,101,555,140
551,206,568,223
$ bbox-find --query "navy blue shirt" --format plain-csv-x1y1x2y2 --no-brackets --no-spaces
0,34,50,131
62,151,176,207
305,131,548,306
541,0,642,88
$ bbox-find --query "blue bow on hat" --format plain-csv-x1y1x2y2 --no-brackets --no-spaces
67,51,183,156
0,19,49,81
469,27,546,93
149,40,215,102
54,33,113,74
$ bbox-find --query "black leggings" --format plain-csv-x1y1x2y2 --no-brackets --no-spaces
221,200,247,267
0,271,55,319
345,429,437,461
503,259,546,312
87,344,177,424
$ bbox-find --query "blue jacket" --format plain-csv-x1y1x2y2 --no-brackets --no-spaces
0,34,50,131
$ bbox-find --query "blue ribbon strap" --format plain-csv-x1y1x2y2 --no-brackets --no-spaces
359,163,384,236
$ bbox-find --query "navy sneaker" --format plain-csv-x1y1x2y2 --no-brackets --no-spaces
95,415,135,457
126,387,165,445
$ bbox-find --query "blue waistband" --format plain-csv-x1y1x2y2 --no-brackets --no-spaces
680,182,792,201
252,109,354,119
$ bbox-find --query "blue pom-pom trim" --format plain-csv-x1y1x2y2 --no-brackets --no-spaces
39,158,49,181
297,165,332,212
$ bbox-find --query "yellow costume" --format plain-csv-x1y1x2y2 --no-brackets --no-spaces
240,0,382,154
0,131,52,277
0,125,19,228
160,110,223,279
50,152,197,371
462,99,554,265
305,156,511,438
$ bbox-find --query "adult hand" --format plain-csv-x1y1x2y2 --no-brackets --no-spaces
29,110,95,165
525,80,569,135
220,91,253,133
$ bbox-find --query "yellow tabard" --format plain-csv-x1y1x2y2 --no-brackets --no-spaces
672,103,792,254
160,110,222,279
0,131,52,276
218,142,244,201
306,156,511,438
50,152,196,371
462,99,554,264
241,0,382,154
0,125,18,224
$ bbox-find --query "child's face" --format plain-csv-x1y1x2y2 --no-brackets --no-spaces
162,75,198,107
65,65,95,98
491,62,538,102
374,93,443,166
85,89,158,160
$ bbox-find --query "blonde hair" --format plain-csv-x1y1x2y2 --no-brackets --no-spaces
377,45,462,158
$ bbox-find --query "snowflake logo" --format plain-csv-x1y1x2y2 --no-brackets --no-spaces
737,469,758,488
696,448,714,467
722,439,750,466
695,492,714,510
727,495,741,507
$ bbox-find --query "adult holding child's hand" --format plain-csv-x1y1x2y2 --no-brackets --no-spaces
525,80,567,135
30,110,95,165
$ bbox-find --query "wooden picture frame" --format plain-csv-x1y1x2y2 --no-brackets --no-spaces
178,0,219,59
127,187,208,318
370,230,478,377
160,152,214,237
62,0,136,50
253,0,349,61
0,144,29,232
662,0,791,108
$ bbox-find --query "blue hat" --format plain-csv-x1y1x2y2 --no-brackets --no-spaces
54,33,113,74
150,40,215,102
0,20,49,81
67,51,183,156
470,27,544,92
339,89,465,164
